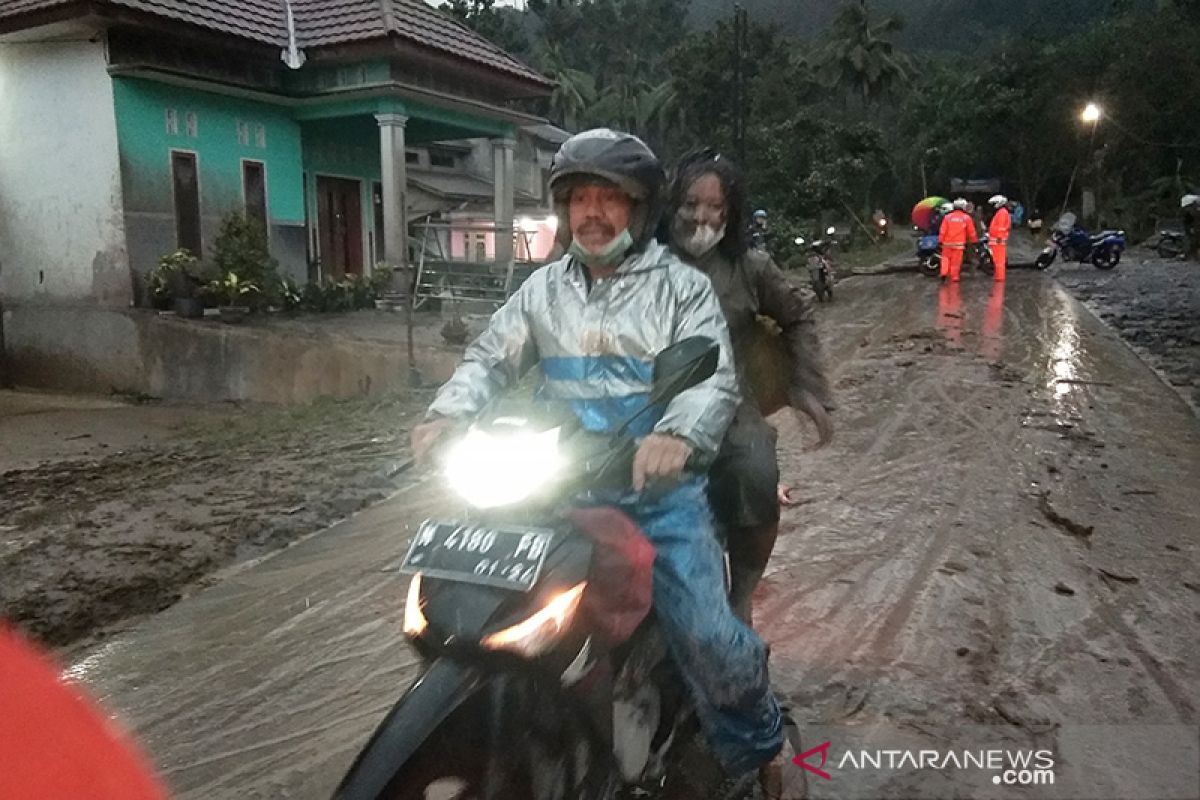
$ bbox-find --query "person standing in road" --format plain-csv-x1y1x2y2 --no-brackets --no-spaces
987,195,1012,281
938,198,978,282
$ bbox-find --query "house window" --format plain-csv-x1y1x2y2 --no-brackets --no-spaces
237,121,250,146
242,161,267,232
185,112,198,138
165,108,179,135
255,124,266,148
405,151,419,165
430,150,455,169
171,151,202,255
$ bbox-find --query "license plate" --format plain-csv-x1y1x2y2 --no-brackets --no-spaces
400,520,555,592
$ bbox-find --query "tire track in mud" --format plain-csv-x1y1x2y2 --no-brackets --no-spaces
762,276,1111,725
762,281,1021,677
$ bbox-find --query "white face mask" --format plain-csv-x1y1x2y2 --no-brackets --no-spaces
674,206,727,258
681,223,725,257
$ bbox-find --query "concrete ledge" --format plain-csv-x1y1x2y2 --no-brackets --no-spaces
3,304,466,404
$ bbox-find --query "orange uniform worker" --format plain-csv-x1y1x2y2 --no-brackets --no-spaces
938,198,978,282
987,194,1012,281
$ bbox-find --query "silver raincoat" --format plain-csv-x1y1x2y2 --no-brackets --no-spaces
427,241,738,457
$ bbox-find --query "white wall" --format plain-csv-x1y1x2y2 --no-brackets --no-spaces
0,36,130,305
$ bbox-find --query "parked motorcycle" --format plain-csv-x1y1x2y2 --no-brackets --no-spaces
976,232,996,276
796,227,837,301
1154,227,1189,259
1035,212,1126,270
916,231,941,277
333,338,729,800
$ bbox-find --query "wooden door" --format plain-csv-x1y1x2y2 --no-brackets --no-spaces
316,176,363,278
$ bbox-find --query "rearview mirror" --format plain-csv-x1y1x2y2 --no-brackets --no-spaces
649,336,719,405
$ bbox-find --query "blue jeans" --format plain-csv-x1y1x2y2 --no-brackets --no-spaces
578,476,783,775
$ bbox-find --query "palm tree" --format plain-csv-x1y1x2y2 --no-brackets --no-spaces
538,43,597,130
818,0,911,109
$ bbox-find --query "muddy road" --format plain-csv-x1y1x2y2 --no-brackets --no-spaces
70,272,1199,799
1,391,430,649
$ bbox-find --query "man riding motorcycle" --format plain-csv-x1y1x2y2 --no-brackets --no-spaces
411,129,799,797
664,147,834,628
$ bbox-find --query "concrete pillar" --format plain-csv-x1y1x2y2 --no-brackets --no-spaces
492,137,516,268
375,113,409,280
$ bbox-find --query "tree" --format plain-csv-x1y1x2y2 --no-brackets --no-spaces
817,0,911,110
440,0,531,61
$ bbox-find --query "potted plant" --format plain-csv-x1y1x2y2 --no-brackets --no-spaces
148,249,206,317
211,211,278,311
370,264,394,309
276,277,302,315
207,271,259,323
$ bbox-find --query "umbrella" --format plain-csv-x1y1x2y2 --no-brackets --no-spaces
911,196,949,232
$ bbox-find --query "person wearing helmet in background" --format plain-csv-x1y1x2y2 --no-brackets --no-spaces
411,129,795,797
987,195,1012,281
938,198,978,282
749,208,770,251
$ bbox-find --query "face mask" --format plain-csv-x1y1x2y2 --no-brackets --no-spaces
680,222,725,257
568,228,634,268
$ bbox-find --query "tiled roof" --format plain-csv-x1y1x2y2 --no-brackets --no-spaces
0,0,73,16
0,0,549,88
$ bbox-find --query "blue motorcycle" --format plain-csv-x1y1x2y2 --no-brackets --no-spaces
1035,212,1126,270
917,230,941,277
917,228,993,277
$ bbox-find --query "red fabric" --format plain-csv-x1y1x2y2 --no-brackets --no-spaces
991,244,1007,281
568,507,656,646
941,247,965,281
988,207,1011,242
939,210,978,246
0,624,168,800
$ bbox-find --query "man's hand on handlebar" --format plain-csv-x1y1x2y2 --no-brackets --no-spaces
632,433,693,492
411,417,454,465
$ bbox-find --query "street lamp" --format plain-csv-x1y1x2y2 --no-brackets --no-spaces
1061,102,1105,218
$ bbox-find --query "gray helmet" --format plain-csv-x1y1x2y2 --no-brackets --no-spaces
549,128,665,252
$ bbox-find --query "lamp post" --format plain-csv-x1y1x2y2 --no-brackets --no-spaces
1060,102,1103,219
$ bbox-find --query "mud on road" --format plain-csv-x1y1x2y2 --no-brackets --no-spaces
1053,250,1200,411
65,272,1200,800
0,390,432,649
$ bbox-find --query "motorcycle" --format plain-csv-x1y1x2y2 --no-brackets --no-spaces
796,227,837,301
975,232,996,276
333,338,732,800
916,231,941,277
1035,212,1126,270
1154,226,1189,259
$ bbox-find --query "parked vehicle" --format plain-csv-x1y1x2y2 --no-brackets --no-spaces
796,227,837,301
1035,213,1126,270
976,232,996,276
1154,225,1189,259
332,339,731,800
916,231,941,277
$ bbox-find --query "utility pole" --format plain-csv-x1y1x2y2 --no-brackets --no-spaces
732,4,748,167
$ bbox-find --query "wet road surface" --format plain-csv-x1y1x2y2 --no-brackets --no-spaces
72,273,1200,799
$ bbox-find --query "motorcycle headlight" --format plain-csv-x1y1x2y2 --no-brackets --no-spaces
481,582,587,657
443,426,565,508
403,573,427,637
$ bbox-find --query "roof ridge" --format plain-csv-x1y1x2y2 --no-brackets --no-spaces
376,0,394,34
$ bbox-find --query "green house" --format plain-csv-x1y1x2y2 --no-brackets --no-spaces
0,0,553,307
